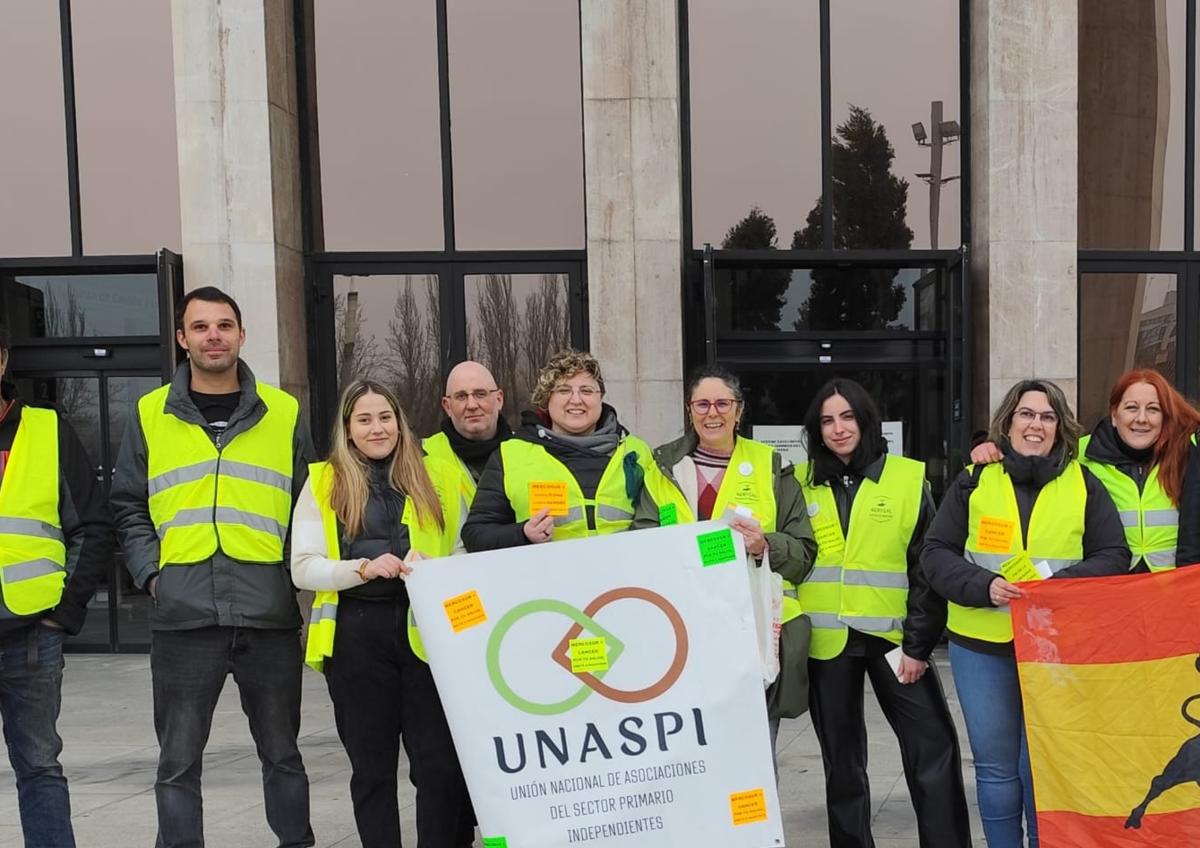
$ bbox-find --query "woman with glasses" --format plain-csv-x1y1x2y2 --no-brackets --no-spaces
795,378,971,848
922,379,1129,847
631,365,816,740
460,349,653,551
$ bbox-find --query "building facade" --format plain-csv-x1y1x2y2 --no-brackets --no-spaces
0,0,1191,650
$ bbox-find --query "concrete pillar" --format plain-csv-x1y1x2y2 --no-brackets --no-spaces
580,0,685,447
171,0,308,407
970,0,1078,421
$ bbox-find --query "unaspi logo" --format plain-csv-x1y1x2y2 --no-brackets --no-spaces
487,587,689,716
1126,655,1200,829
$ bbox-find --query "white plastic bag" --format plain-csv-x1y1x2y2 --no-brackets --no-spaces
747,549,783,688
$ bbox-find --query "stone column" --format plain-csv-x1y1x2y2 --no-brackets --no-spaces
970,0,1078,421
580,0,686,447
171,0,307,407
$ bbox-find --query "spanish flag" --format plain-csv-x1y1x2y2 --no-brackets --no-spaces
1012,566,1200,846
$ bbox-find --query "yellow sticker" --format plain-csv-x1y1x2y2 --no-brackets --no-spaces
730,788,768,826
569,636,609,673
443,590,487,633
812,520,844,556
529,481,570,517
1000,551,1044,584
977,516,1016,553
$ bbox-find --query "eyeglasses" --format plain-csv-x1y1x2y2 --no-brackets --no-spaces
1014,408,1058,425
448,388,499,404
551,385,601,399
689,398,740,415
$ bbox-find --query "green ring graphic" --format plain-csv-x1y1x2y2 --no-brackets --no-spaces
486,599,626,716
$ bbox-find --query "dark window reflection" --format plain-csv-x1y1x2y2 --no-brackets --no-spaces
829,0,960,250
332,274,443,436
3,274,159,339
0,1,71,257
465,273,571,426
717,266,943,332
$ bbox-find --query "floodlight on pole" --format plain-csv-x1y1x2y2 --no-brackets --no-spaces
913,100,960,249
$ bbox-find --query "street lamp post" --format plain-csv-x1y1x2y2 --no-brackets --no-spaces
912,100,960,250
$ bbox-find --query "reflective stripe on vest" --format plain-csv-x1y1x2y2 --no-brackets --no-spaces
797,455,925,660
139,382,297,565
956,461,1086,642
501,435,653,539
0,408,67,618
303,458,460,672
1080,435,1177,572
641,438,805,623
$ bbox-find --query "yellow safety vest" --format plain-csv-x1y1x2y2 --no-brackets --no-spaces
642,438,803,625
1079,435,1176,572
797,456,925,660
501,435,653,538
139,382,297,565
422,431,478,505
956,461,1086,642
304,458,461,672
0,407,67,617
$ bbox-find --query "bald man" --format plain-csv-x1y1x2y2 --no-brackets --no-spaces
423,361,513,504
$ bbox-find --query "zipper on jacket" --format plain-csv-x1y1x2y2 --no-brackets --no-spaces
212,428,224,550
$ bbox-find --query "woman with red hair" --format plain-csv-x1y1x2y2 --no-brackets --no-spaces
972,369,1200,572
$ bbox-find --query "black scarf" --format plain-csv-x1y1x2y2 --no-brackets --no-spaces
439,414,513,478
1000,440,1066,488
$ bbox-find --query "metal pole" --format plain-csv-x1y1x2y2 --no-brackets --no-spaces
929,100,943,251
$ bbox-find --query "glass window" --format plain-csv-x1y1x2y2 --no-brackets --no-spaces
717,266,943,332
2,274,160,339
0,1,71,257
465,273,571,426
333,274,444,436
447,0,584,249
828,0,961,250
1079,272,1177,427
315,2,444,251
72,0,181,255
687,0,821,248
1080,0,1183,251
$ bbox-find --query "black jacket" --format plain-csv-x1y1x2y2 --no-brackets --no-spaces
461,407,640,552
339,461,413,601
1171,434,1200,567
921,453,1130,646
0,397,114,637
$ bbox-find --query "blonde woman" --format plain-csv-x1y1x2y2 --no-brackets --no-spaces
291,380,473,848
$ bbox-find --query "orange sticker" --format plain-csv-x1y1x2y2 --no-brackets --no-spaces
730,788,768,826
443,590,487,633
529,481,570,517
976,516,1016,554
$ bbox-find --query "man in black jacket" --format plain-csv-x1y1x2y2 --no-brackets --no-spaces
0,323,112,848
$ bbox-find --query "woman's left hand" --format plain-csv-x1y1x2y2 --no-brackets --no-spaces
730,518,766,559
397,550,427,580
896,653,928,684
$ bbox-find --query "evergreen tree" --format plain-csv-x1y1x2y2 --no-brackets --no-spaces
793,106,913,330
719,206,791,330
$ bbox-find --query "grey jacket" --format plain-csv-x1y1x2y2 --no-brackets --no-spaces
111,361,314,631
631,432,817,585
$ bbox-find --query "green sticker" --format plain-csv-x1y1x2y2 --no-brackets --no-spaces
659,502,678,526
482,838,508,848
697,528,737,566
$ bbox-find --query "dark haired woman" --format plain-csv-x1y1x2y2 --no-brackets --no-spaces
631,366,816,739
798,378,970,848
291,380,474,848
922,378,1129,847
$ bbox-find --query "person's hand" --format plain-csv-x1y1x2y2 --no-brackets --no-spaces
896,653,927,684
396,550,427,580
730,517,766,558
39,618,64,631
146,575,159,600
523,508,555,544
970,441,1003,464
989,576,1023,606
362,553,406,581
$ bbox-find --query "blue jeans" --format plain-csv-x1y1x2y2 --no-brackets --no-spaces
151,626,314,848
0,624,74,848
949,642,1037,848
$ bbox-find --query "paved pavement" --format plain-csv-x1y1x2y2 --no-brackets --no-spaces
0,649,985,846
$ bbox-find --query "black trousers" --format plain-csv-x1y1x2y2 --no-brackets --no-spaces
808,652,972,848
325,596,475,848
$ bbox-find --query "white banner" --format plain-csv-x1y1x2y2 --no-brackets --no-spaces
406,521,785,848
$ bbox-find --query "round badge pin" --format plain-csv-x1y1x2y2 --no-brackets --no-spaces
739,461,753,476
807,502,820,517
